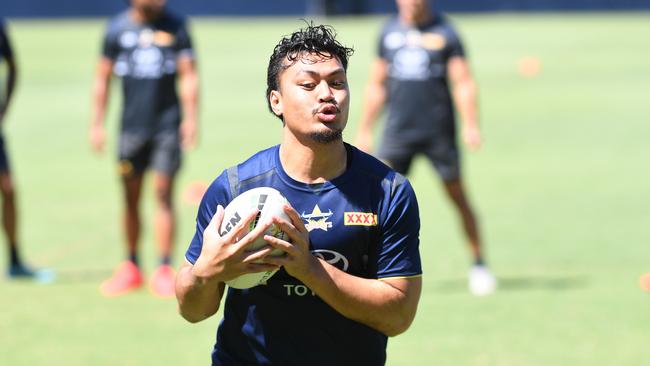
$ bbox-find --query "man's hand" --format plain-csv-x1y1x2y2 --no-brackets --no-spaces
89,123,106,153
263,204,317,281
462,124,482,151
191,205,280,286
180,118,198,150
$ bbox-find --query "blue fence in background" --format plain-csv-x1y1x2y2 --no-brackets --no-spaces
2,0,649,18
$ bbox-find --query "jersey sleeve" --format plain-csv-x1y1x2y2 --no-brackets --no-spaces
185,171,232,264
101,22,120,60
444,22,465,59
376,175,422,279
0,21,14,59
377,23,389,60
174,19,194,60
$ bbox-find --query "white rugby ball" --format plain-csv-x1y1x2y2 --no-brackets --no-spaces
219,187,290,289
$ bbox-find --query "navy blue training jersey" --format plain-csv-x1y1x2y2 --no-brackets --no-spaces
186,144,422,366
379,13,465,143
0,20,13,62
0,20,14,112
102,9,193,136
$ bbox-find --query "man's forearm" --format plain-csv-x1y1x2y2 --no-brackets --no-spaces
91,59,114,126
358,82,386,133
453,79,478,128
176,264,224,323
92,76,109,126
180,69,199,123
299,257,420,337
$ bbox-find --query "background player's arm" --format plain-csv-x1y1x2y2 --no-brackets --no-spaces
177,55,199,150
89,57,113,153
448,56,481,151
355,58,388,153
265,206,422,337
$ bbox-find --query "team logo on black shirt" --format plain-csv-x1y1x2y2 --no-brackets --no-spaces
421,32,446,50
153,31,175,47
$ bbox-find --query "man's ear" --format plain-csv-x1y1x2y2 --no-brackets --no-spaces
269,90,283,117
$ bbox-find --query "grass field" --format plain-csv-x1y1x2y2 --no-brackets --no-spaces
0,13,649,365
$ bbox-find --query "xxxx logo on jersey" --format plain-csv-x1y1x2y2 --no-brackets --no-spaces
344,212,378,226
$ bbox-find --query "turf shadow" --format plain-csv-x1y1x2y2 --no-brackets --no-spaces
433,274,589,293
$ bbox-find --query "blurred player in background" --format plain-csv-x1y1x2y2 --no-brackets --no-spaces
176,24,421,365
90,0,199,297
355,0,496,295
306,0,336,17
0,19,45,280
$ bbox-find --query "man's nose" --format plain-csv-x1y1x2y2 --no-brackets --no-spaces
317,81,335,103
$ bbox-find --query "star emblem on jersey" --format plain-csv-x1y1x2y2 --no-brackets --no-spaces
301,205,333,232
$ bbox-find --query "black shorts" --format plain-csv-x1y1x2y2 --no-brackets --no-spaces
0,134,10,173
118,131,181,177
377,136,460,181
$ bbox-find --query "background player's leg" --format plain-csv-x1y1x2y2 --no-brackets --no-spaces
442,178,482,262
123,173,144,264
442,178,496,295
0,171,26,276
425,139,495,294
153,172,174,264
150,172,176,298
100,172,145,296
0,172,17,250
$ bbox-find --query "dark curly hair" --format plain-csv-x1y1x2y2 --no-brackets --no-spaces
266,23,354,121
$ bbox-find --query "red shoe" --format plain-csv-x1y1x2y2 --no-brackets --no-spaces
100,261,143,297
150,265,176,299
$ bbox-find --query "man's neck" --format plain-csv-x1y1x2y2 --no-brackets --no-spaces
129,8,158,24
279,134,347,184
400,11,433,28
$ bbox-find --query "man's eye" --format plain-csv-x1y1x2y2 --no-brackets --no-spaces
301,83,316,89
331,80,346,88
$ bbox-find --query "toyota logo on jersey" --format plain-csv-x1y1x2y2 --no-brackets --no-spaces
312,249,349,272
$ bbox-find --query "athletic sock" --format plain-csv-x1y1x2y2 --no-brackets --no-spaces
473,257,485,267
128,253,139,267
9,245,21,266
161,256,171,266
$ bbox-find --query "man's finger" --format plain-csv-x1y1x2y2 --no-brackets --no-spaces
233,217,274,253
206,205,225,234
244,263,281,274
262,254,290,268
226,208,260,243
241,245,279,264
283,204,308,234
263,234,296,256
271,217,303,246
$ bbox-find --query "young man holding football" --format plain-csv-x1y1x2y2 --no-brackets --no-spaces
90,0,199,297
176,24,422,365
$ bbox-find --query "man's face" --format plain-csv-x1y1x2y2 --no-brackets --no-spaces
132,0,166,19
270,52,350,145
396,0,429,20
